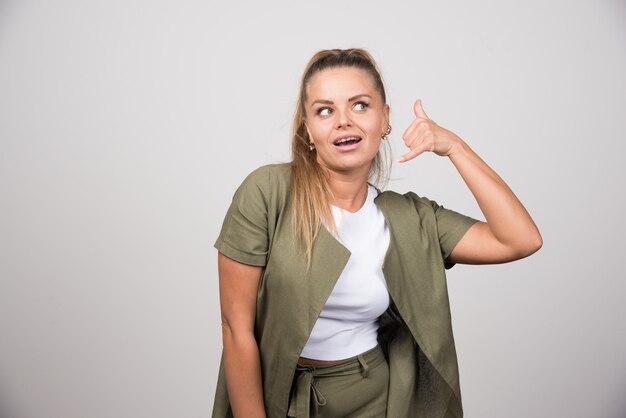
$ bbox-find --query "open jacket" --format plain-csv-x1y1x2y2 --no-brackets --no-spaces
212,163,478,418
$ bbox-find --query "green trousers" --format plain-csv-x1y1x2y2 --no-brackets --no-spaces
287,345,389,418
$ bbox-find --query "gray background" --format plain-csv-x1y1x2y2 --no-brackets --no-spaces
1,0,625,417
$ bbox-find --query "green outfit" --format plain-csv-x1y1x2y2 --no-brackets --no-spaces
289,344,389,417
213,163,478,418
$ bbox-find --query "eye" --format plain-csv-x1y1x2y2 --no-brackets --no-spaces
316,107,332,117
353,101,369,111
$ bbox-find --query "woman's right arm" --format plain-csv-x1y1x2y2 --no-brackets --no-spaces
218,252,266,418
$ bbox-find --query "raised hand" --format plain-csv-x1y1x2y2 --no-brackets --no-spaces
398,99,464,163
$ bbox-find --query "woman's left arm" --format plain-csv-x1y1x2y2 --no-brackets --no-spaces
400,100,543,264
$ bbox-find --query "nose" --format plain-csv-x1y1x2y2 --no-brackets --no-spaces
337,119,351,128
336,109,352,128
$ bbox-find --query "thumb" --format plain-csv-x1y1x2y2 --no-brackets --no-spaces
413,99,429,119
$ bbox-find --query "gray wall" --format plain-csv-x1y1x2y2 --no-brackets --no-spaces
1,0,625,417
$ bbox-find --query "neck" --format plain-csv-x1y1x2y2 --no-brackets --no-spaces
326,170,370,213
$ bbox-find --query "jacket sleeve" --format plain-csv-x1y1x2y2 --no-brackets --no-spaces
407,192,479,269
214,166,270,266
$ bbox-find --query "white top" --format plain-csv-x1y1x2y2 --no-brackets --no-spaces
300,184,391,360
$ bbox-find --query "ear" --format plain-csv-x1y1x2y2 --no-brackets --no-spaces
382,104,390,132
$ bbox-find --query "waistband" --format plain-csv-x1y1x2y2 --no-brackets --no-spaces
287,344,385,418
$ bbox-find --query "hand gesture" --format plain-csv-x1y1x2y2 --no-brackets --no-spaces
399,100,464,163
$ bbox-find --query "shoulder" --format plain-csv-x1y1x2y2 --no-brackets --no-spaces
231,163,292,213
376,189,478,266
376,189,439,216
235,163,291,195
244,162,291,180
377,189,475,223
238,163,291,191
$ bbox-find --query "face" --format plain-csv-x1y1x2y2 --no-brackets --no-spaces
304,67,390,177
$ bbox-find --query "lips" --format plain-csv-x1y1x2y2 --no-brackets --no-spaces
333,136,362,147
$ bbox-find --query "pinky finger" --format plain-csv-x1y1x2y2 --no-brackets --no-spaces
397,144,429,163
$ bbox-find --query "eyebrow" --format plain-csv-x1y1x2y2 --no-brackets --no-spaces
311,94,372,106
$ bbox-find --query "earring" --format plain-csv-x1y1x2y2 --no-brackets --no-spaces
381,125,392,140
309,143,315,151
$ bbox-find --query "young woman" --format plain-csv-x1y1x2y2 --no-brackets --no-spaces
213,48,542,418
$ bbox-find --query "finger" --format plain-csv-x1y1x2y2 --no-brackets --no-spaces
402,118,429,145
402,123,417,146
413,99,429,119
414,119,433,139
404,133,419,149
398,146,426,163
398,141,431,163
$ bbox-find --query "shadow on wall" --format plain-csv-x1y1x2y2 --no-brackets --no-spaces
0,0,18,16
0,386,18,418
0,1,21,38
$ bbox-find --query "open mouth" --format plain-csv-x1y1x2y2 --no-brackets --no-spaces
333,137,362,147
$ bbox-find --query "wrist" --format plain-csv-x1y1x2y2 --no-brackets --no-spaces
447,138,469,159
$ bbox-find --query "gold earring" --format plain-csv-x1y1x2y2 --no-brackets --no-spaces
382,125,392,140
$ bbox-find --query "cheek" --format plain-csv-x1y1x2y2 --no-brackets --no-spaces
308,122,333,142
364,118,384,135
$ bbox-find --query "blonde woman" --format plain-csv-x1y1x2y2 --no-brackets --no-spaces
213,48,542,418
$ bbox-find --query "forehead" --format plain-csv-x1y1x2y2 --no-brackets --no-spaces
306,67,379,101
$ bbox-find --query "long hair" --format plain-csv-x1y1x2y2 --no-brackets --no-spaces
291,48,391,263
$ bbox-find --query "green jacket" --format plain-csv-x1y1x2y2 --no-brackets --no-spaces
213,163,477,418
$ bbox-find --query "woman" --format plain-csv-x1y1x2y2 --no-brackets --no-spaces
213,48,542,418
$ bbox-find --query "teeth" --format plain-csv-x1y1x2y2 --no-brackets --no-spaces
335,137,360,144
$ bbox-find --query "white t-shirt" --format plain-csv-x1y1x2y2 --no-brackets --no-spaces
300,184,391,360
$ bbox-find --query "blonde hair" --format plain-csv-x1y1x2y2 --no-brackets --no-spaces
291,48,391,263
